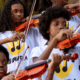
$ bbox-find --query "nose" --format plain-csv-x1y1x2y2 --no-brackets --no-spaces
17,12,21,16
59,25,64,29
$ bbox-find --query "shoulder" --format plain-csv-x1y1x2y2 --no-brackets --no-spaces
31,45,47,58
0,31,13,39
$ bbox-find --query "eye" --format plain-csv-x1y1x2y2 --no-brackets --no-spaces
54,23,59,26
20,10,24,13
3,61,7,66
14,10,18,13
63,23,66,27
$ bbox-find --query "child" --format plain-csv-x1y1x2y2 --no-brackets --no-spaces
42,0,80,30
0,0,46,74
0,45,15,80
31,6,80,80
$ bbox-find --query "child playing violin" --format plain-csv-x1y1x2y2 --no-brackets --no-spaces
31,6,80,80
0,45,15,80
43,0,80,30
0,0,46,74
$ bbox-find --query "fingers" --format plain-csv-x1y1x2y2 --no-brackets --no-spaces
1,74,15,80
62,29,73,39
14,32,25,41
22,16,29,22
64,4,80,11
51,53,63,64
19,32,25,42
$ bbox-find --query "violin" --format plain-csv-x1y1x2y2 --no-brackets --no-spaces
15,10,80,33
57,33,80,49
15,18,39,33
16,52,78,80
57,23,80,50
70,11,80,16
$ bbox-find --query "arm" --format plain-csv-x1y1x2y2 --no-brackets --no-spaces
46,54,64,80
64,2,80,11
0,37,11,44
38,29,73,60
0,32,25,44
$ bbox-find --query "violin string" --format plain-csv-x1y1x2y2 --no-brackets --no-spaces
15,46,29,78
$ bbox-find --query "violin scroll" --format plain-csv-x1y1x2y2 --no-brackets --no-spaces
64,52,78,60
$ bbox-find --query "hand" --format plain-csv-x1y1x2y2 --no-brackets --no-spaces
1,74,15,80
22,16,29,22
64,3,80,12
9,32,25,42
55,29,73,42
48,54,64,72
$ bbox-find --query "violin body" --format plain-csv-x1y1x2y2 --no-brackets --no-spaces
15,19,39,33
70,11,80,16
57,33,80,49
16,64,47,80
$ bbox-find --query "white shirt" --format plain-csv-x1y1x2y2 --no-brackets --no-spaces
0,27,47,73
69,15,80,30
31,44,80,80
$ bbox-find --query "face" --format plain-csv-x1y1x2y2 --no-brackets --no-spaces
11,3,24,23
47,17,67,40
0,52,7,78
51,0,69,7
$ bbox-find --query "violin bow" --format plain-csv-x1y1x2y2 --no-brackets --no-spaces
25,0,37,37
15,0,37,78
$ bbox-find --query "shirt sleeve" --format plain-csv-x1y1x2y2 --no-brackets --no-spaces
30,47,42,64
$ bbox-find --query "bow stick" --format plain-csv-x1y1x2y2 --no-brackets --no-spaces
15,0,37,77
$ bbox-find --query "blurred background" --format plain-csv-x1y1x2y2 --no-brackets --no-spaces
0,0,79,15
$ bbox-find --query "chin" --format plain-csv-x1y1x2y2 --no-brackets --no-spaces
0,74,5,79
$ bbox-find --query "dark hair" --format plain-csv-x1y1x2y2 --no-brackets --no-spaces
0,0,28,32
39,6,71,40
0,45,9,62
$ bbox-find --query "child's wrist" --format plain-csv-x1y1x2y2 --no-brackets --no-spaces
7,37,12,42
54,37,59,43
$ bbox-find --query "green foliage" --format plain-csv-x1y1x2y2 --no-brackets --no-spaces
0,0,7,14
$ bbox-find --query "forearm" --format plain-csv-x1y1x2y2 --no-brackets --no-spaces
0,37,11,44
46,70,54,80
38,37,58,60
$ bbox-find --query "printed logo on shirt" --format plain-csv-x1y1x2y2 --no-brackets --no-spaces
69,26,73,30
66,21,73,30
54,60,73,79
6,40,25,56
8,55,27,64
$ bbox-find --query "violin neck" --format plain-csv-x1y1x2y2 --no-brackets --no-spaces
25,59,51,70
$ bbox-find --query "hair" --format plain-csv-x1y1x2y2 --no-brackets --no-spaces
39,6,71,40
0,45,9,62
0,0,28,32
23,0,52,14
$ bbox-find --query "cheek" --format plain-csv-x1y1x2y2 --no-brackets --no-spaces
21,13,24,18
4,66,7,73
11,13,16,21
